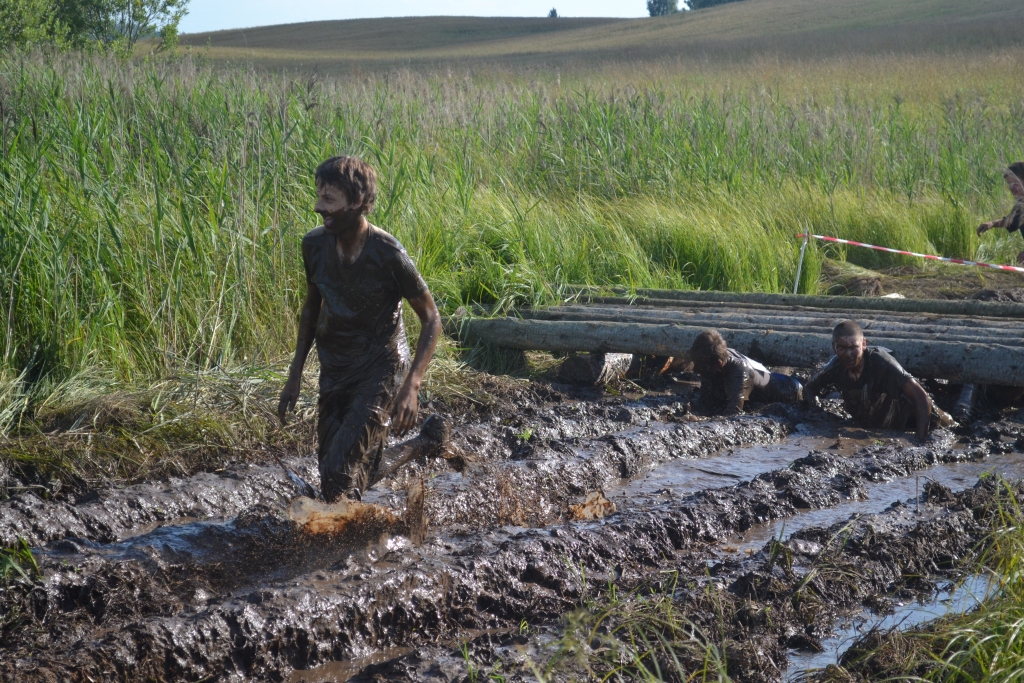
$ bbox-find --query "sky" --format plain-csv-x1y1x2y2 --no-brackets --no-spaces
178,0,647,34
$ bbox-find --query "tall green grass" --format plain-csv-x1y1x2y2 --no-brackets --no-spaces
1,51,1021,435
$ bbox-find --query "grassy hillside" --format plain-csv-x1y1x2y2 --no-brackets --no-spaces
180,0,1024,70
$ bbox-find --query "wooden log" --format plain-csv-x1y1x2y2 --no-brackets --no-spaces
543,303,1024,332
518,308,1024,345
583,296,1024,328
452,317,1024,386
556,353,634,385
569,286,1024,319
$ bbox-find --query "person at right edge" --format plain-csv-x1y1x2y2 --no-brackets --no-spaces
278,156,441,503
803,320,954,442
977,161,1024,263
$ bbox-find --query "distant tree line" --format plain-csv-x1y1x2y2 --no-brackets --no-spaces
0,0,188,53
648,0,745,18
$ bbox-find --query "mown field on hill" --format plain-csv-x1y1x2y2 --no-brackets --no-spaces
2,0,1024,480
181,0,1024,69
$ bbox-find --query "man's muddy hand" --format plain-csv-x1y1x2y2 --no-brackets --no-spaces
391,381,419,436
278,375,301,426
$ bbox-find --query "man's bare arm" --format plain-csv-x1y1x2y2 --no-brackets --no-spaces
978,216,1008,235
391,290,441,435
901,378,932,441
278,281,322,424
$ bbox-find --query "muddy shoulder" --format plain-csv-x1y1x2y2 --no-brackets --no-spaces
3,371,1024,682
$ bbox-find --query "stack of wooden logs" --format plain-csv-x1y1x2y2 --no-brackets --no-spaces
452,287,1024,386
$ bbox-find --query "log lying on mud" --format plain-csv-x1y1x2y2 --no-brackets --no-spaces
453,316,1024,386
532,303,1024,335
574,298,1024,329
572,286,1024,319
555,352,634,385
521,307,1023,345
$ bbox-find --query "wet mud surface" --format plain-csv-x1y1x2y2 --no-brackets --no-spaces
3,378,1024,682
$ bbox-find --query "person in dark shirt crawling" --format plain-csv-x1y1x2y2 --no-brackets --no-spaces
803,320,953,441
689,329,804,416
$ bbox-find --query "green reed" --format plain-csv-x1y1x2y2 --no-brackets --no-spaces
1,52,1022,431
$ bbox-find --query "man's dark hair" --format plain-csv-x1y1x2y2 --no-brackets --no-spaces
1009,162,1024,183
315,156,378,214
832,320,864,341
689,329,729,370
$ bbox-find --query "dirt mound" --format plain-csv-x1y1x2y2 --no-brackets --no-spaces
970,288,1024,303
2,376,1023,682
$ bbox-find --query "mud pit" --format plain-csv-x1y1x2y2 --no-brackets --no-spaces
3,378,1024,683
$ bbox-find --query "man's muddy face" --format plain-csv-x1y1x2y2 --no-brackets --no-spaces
315,183,362,233
834,334,866,372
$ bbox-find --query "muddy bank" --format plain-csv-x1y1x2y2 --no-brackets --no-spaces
0,456,319,548
369,477,1014,683
2,420,1002,682
1,400,788,547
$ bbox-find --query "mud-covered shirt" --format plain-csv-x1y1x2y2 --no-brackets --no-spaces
1001,200,1024,234
803,347,913,428
696,349,771,416
302,225,428,394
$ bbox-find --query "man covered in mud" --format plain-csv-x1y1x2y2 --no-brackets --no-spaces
977,162,1024,263
803,320,952,441
689,329,803,416
278,156,441,502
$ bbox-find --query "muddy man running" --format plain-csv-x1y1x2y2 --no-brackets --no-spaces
278,156,442,502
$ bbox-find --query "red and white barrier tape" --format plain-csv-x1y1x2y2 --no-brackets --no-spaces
797,233,1024,274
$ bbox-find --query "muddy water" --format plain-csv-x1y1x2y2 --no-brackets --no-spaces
287,647,414,683
787,573,991,680
611,434,848,504
724,452,1024,558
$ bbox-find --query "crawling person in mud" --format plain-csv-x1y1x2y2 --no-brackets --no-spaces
278,156,441,502
976,161,1024,263
803,320,953,442
688,329,803,416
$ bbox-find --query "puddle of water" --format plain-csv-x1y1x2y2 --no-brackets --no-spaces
287,647,414,683
786,573,991,680
723,453,1024,557
610,434,849,503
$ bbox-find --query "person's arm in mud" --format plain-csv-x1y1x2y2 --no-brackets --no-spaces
801,363,835,407
901,378,933,442
391,290,441,436
722,366,749,416
278,280,321,425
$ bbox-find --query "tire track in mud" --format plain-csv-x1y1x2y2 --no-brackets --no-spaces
1,422,1003,683
0,400,778,548
371,479,1011,683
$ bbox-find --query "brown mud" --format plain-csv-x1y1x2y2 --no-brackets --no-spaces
3,375,1024,682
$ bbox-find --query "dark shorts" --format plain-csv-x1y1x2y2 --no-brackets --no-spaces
317,365,406,502
753,373,804,404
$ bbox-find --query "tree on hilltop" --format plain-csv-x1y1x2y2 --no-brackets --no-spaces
0,0,188,53
647,0,678,17
687,0,745,8
548,8,558,17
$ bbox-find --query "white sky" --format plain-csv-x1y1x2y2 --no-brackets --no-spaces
179,0,647,34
